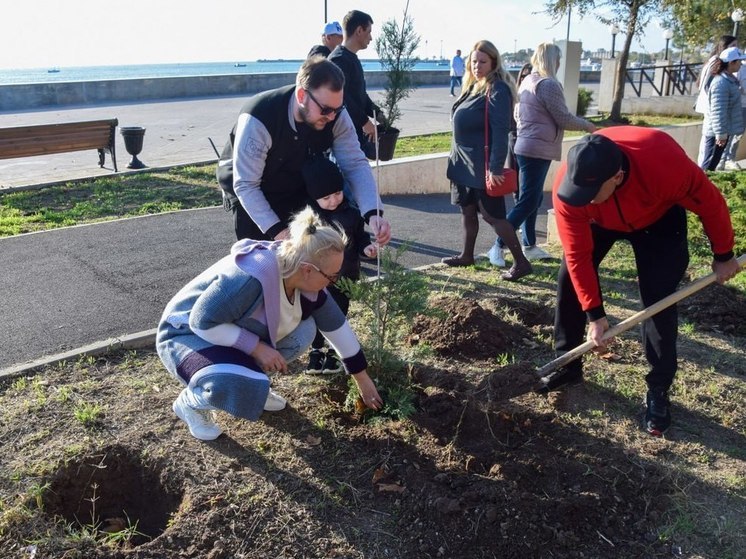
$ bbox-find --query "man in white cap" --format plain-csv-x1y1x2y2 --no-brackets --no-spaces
542,126,741,437
308,21,344,58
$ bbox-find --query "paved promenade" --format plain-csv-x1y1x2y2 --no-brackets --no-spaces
0,85,553,373
0,86,459,189
0,83,601,189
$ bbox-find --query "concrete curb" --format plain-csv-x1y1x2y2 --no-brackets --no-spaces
0,329,156,381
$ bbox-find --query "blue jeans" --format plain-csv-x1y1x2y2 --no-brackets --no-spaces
723,107,746,163
498,155,551,248
701,136,726,171
449,75,462,95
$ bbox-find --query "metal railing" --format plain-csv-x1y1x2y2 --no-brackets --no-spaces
625,62,703,97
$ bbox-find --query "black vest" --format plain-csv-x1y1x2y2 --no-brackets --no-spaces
217,85,335,218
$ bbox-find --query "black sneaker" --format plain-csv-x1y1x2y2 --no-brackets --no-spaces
645,388,671,437
535,365,583,394
306,349,325,374
322,352,344,374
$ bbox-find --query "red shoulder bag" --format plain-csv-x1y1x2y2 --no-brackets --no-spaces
484,86,518,197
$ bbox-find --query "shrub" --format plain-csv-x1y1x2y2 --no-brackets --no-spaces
577,87,593,117
338,245,430,419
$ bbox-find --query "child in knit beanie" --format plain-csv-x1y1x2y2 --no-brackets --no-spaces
302,156,377,373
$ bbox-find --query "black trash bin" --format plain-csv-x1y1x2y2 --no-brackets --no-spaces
120,126,147,169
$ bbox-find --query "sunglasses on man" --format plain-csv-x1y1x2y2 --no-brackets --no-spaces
304,89,346,117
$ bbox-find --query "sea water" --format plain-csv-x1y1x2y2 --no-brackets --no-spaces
0,59,450,85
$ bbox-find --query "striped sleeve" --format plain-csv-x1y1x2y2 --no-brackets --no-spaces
302,290,368,374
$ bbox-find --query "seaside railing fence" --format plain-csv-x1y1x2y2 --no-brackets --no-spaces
624,62,703,98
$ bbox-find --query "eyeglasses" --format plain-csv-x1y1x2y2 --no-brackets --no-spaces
304,89,346,117
302,261,341,284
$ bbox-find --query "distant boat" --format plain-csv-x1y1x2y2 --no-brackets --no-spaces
234,63,246,67
47,67,60,73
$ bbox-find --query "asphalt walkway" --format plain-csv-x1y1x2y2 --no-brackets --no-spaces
0,85,552,372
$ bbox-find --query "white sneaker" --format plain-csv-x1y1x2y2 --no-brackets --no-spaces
264,389,287,411
172,389,222,441
487,243,506,267
724,160,742,171
523,245,552,261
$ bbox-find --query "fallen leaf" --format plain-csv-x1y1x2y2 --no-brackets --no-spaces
101,517,127,533
354,397,367,414
305,435,321,446
377,483,405,493
372,467,387,484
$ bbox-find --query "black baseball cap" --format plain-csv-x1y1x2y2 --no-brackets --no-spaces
557,134,623,206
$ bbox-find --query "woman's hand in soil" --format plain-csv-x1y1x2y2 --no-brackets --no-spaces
251,342,288,373
352,371,383,410
587,317,610,351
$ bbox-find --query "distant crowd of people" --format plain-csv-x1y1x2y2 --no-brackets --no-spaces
156,11,742,444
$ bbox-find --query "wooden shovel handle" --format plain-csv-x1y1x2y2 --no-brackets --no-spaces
536,254,746,378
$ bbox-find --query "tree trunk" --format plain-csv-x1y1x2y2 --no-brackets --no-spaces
610,1,641,121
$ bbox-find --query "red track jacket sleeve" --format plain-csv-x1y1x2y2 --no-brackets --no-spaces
552,126,735,317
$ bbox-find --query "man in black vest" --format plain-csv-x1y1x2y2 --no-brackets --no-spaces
217,57,391,244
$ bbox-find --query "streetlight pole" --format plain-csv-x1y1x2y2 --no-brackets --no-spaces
610,24,619,59
663,29,673,60
733,8,744,37
324,0,327,23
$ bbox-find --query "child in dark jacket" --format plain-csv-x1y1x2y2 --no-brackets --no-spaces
302,156,378,373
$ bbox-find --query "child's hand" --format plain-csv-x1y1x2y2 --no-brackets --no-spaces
363,244,378,258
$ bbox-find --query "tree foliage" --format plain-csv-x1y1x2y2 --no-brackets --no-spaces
543,0,664,121
662,0,737,49
374,0,421,131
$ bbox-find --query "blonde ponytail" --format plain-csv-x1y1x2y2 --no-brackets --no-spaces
277,206,347,277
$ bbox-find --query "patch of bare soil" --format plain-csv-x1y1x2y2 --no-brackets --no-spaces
1,289,744,558
680,282,746,336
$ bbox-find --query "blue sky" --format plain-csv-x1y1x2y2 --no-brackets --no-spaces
0,0,674,69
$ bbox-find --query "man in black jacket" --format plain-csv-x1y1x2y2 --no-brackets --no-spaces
328,10,383,150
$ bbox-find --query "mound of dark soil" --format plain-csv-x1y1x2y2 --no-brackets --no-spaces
407,296,532,359
681,282,746,336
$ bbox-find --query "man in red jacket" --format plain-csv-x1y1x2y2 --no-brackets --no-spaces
543,127,741,436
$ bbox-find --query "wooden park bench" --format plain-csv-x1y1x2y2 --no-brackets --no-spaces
0,118,119,172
